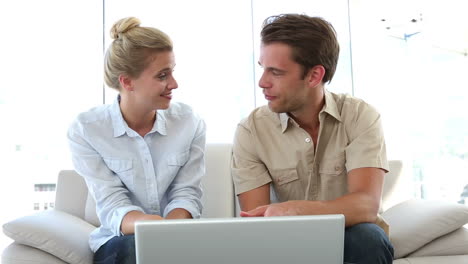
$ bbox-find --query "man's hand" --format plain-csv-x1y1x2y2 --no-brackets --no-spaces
240,201,308,217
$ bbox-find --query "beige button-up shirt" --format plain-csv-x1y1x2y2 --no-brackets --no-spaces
232,91,389,231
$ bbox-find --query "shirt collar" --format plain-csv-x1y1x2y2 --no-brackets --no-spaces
110,96,127,137
278,90,342,133
109,95,168,137
279,112,291,133
153,111,167,136
322,90,342,122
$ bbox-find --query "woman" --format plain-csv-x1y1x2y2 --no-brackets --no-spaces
67,17,206,264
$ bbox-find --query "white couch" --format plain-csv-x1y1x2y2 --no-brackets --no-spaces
3,144,468,264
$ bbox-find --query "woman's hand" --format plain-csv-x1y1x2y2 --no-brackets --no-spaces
120,210,163,235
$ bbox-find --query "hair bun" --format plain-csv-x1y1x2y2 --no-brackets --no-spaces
110,17,141,40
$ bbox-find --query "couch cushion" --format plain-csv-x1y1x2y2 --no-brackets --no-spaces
2,243,67,264
2,209,95,264
408,227,468,257
382,199,468,258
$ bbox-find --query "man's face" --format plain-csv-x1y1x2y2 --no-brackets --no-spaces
258,42,309,113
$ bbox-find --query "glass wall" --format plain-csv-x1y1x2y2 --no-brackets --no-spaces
0,0,103,248
349,0,468,203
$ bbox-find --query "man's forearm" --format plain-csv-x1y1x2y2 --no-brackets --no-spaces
243,191,380,226
301,192,380,226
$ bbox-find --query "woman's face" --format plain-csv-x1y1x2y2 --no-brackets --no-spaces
127,51,178,110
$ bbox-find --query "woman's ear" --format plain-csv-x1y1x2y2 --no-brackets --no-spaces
118,74,134,92
306,65,326,87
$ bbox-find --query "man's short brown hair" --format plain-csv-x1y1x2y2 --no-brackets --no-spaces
261,14,340,83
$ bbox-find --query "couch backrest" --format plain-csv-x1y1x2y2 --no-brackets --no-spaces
201,143,235,218
381,160,410,211
55,144,404,226
55,170,89,219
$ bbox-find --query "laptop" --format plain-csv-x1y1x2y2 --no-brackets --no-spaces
135,214,344,264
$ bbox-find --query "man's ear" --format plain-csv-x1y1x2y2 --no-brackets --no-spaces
118,74,134,92
306,65,326,87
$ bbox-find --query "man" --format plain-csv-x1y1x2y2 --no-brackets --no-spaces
231,14,394,263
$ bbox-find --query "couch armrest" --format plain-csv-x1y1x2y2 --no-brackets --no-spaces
2,209,95,264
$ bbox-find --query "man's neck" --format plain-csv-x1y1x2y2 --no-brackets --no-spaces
288,87,326,147
289,88,325,131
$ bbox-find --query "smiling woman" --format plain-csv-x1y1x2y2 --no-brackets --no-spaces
103,17,179,136
67,17,207,264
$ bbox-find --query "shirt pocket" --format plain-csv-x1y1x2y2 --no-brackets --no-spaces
270,168,303,201
166,150,190,166
163,150,190,182
319,155,347,200
319,156,345,176
103,157,134,190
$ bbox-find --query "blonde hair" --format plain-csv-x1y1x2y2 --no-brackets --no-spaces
104,17,173,90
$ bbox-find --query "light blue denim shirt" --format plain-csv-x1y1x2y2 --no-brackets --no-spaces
67,98,206,252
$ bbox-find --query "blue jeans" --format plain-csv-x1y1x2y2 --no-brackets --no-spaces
94,235,136,264
344,223,394,264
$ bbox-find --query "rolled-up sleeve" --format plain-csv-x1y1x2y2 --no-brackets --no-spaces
231,121,272,195
67,121,144,236
344,102,389,172
163,119,206,218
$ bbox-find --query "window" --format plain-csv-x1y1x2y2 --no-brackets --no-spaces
34,184,56,192
0,0,103,249
349,0,468,202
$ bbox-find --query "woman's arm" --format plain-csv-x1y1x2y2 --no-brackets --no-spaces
67,121,147,236
120,211,164,235
163,118,206,218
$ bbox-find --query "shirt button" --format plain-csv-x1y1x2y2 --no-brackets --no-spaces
305,138,311,143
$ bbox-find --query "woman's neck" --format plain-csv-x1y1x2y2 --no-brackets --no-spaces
119,96,156,137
